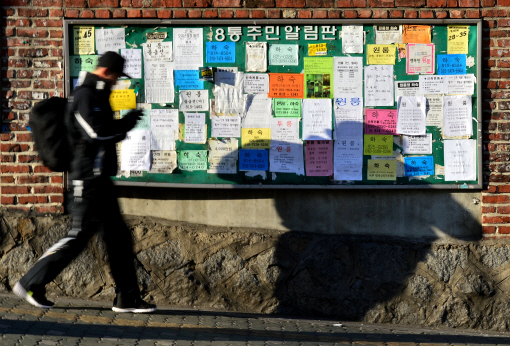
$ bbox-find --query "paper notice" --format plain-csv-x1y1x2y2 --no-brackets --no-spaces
406,44,435,74
214,87,247,115
305,140,333,176
308,43,327,56
246,42,267,72
333,138,363,181
184,112,206,143
268,44,299,66
178,150,208,171
110,89,136,111
173,28,203,70
179,90,209,112
144,61,175,103
269,140,304,175
268,73,304,98
95,28,125,55
239,149,269,171
364,134,393,155
121,130,151,171
447,74,475,95
444,139,476,181
404,156,434,177
365,65,394,107
208,138,238,174
425,94,443,127
302,99,333,140
70,55,98,76
438,54,467,76
243,73,269,94
242,94,272,128
73,26,95,55
150,109,179,150
304,57,333,99
215,70,242,88
342,25,364,54
120,49,142,79
273,98,301,118
364,108,397,135
143,41,173,61
396,96,427,135
271,118,300,142
175,70,204,90
447,25,469,54
395,81,419,102
241,128,271,149
443,95,473,137
150,150,177,173
211,116,241,138
333,56,363,97
206,42,235,63
366,44,396,65
402,25,431,44
403,134,432,154
367,159,397,180
375,25,402,44
419,75,447,94
334,98,364,140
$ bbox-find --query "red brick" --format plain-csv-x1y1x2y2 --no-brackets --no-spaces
5,37,29,47
467,9,480,17
397,0,425,4
36,206,63,213
358,9,371,17
306,0,335,6
459,0,479,5
81,9,95,17
482,226,497,234
50,196,64,203
214,0,242,6
204,9,218,17
276,0,305,6
4,27,15,37
498,226,510,234
96,10,111,18
451,9,465,18
157,10,173,17
18,176,49,184
89,0,119,6
18,155,38,163
368,0,394,6
127,10,142,17
1,197,15,205
65,0,87,6
189,9,202,17
498,206,510,214
1,176,15,184
1,155,15,163
373,9,388,17
34,19,63,27
298,10,312,18
482,9,507,16
34,186,64,193
112,9,126,17
235,9,249,17
152,0,182,5
50,30,63,38
389,10,403,17
33,0,63,5
252,10,266,17
6,19,31,27
482,0,495,4
483,195,510,203
16,134,33,142
336,0,366,6
483,216,510,223
328,10,341,17
498,185,510,193
49,9,64,16
33,80,55,89
3,0,30,5
51,176,64,183
420,10,434,17
427,0,446,5
34,166,53,173
17,8,48,16
483,206,496,213
405,10,419,18
1,133,14,141
448,0,457,5
2,186,31,194
17,29,49,38
18,48,49,57
18,196,48,204
173,9,187,17
313,10,328,18
435,10,448,17
183,0,211,6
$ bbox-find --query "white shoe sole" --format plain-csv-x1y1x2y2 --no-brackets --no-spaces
112,306,157,313
13,282,54,309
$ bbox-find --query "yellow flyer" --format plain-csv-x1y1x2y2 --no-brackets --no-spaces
367,159,397,180
109,89,136,111
447,25,469,54
308,43,327,56
366,44,396,65
73,26,95,55
363,134,393,155
241,128,271,149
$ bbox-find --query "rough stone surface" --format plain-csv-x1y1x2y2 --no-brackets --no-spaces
3,211,510,332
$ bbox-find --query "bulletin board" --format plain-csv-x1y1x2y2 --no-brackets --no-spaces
63,19,482,189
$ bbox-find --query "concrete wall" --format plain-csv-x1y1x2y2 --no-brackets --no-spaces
118,187,482,240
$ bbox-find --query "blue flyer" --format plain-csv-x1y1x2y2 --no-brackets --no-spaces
437,54,466,75
174,70,204,90
206,42,236,63
239,149,268,171
404,156,434,177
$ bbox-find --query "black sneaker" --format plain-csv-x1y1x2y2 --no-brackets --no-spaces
13,282,54,309
112,293,157,313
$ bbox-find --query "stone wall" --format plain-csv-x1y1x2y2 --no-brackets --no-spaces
3,210,510,331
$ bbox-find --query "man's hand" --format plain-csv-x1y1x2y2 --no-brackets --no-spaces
121,109,143,132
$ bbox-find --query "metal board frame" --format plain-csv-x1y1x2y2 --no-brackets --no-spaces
63,19,483,190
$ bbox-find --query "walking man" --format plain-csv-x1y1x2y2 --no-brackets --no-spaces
14,51,156,313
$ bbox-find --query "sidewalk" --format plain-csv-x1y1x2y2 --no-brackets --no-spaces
1,293,510,346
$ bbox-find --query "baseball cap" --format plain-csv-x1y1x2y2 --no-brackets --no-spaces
97,51,133,79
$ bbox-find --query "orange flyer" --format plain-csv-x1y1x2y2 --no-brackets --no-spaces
402,25,431,44
268,73,304,99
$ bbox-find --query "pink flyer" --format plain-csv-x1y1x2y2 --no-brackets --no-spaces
406,43,435,75
364,109,398,135
305,140,333,176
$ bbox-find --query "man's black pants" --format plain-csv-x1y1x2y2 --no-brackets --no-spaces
19,176,139,295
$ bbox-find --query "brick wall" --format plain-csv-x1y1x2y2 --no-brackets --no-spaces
0,0,507,236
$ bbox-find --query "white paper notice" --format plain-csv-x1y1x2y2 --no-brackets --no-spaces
365,65,394,107
215,70,243,88
444,139,476,181
243,73,269,94
214,87,247,115
143,41,173,61
447,74,475,95
271,118,300,142
246,42,267,72
121,130,151,171
375,25,402,44
397,96,427,135
144,61,174,103
342,25,364,54
269,140,304,175
395,81,420,102
208,138,238,174
211,116,241,138
150,109,179,150
179,90,209,112
334,138,363,181
173,28,203,70
184,112,207,143
96,28,125,55
334,98,364,140
242,95,272,128
443,95,472,137
150,150,177,173
302,99,332,140
425,95,443,127
120,49,142,79
419,75,447,94
333,57,363,97
403,134,432,154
